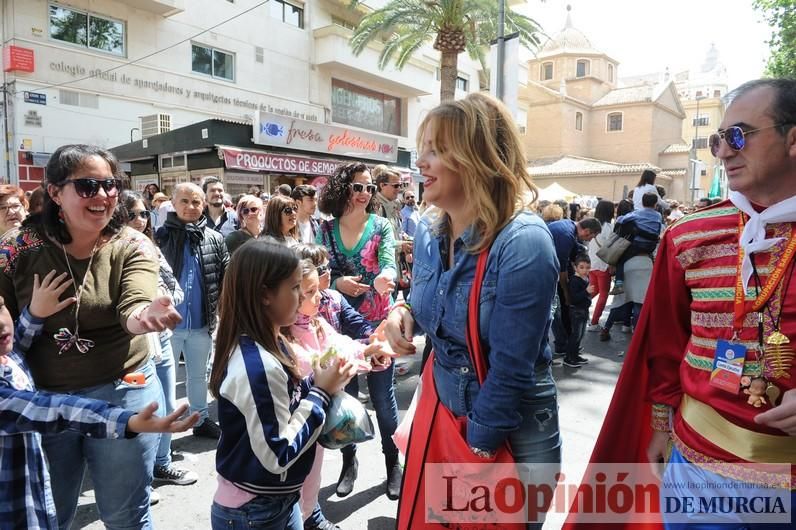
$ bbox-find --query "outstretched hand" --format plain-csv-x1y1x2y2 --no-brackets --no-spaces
127,402,200,434
755,389,796,435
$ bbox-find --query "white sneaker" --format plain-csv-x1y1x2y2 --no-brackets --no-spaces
587,324,601,332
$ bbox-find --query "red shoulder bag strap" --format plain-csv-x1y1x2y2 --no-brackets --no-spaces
466,247,491,385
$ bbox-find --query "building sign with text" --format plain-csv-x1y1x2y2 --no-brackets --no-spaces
3,45,34,73
253,112,398,163
220,147,345,176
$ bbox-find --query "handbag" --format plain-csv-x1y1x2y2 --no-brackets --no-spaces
396,248,525,530
596,232,632,265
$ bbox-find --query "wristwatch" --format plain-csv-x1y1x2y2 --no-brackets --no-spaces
469,446,496,459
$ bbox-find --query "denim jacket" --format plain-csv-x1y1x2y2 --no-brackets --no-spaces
410,211,559,450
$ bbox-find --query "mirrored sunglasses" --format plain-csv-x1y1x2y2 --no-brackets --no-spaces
709,123,789,157
241,206,260,216
65,178,122,198
127,210,151,222
351,183,377,194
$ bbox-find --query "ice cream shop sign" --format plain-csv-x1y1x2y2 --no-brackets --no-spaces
253,111,397,163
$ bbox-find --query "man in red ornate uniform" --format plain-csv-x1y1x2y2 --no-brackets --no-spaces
566,79,796,529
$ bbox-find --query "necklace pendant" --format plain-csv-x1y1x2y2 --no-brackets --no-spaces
742,376,770,408
764,331,794,380
53,328,94,355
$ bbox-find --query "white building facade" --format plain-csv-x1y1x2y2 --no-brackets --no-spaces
0,0,495,190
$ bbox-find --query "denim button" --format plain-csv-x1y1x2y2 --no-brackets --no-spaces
439,289,443,295
460,366,469,373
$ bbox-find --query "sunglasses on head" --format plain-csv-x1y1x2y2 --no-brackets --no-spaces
282,206,297,215
127,210,150,222
351,183,377,194
709,123,790,157
65,178,122,199
316,264,329,276
241,206,260,216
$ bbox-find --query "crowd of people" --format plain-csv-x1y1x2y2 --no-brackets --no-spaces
1,77,795,530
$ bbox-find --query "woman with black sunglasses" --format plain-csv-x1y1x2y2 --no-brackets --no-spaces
316,161,402,501
0,144,182,527
261,194,300,246
225,194,263,254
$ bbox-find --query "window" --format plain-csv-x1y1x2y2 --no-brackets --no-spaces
575,112,583,131
268,0,304,28
576,59,589,78
692,115,709,127
608,64,614,82
192,44,235,81
456,76,469,92
160,154,186,171
692,137,708,149
59,89,99,109
607,112,623,132
695,90,703,97
713,89,721,97
332,79,401,135
49,3,125,56
255,46,264,63
541,62,553,80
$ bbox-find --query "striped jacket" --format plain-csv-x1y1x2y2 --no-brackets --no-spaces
215,335,330,495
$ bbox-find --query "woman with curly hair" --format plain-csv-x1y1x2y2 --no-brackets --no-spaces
315,161,402,500
261,194,299,246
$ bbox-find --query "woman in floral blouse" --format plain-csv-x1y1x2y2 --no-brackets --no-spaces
316,161,402,500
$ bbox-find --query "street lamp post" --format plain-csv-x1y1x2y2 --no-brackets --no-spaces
495,0,506,101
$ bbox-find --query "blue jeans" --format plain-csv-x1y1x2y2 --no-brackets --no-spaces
42,359,163,530
566,307,588,357
663,446,795,529
342,361,399,458
211,494,302,530
155,333,177,467
551,290,570,353
433,359,561,530
170,326,212,423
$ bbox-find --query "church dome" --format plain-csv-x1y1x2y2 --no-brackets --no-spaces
540,5,595,53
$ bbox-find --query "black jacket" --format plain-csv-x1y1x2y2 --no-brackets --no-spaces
155,213,230,333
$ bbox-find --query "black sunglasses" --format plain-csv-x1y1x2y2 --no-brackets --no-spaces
351,183,377,194
64,178,122,198
709,123,790,157
316,264,329,276
282,206,297,215
386,182,405,189
127,210,151,222
241,206,260,216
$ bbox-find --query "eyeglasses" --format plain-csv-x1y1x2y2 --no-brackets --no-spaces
404,196,415,200
64,178,122,198
127,210,150,222
316,264,329,276
282,206,297,215
241,206,260,216
709,124,791,157
0,202,23,213
351,183,377,195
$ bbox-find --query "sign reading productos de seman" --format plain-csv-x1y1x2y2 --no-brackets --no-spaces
253,111,398,163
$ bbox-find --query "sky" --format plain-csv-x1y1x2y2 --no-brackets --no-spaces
515,0,772,91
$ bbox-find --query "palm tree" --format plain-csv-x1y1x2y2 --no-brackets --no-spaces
348,0,544,102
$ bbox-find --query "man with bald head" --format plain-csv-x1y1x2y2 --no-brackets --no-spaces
156,183,229,440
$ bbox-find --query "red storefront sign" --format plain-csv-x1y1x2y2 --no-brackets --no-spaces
220,147,344,176
3,46,34,73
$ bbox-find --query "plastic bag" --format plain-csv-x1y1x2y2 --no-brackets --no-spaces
318,392,375,449
393,376,421,456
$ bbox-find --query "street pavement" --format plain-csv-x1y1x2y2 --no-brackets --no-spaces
74,323,632,529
